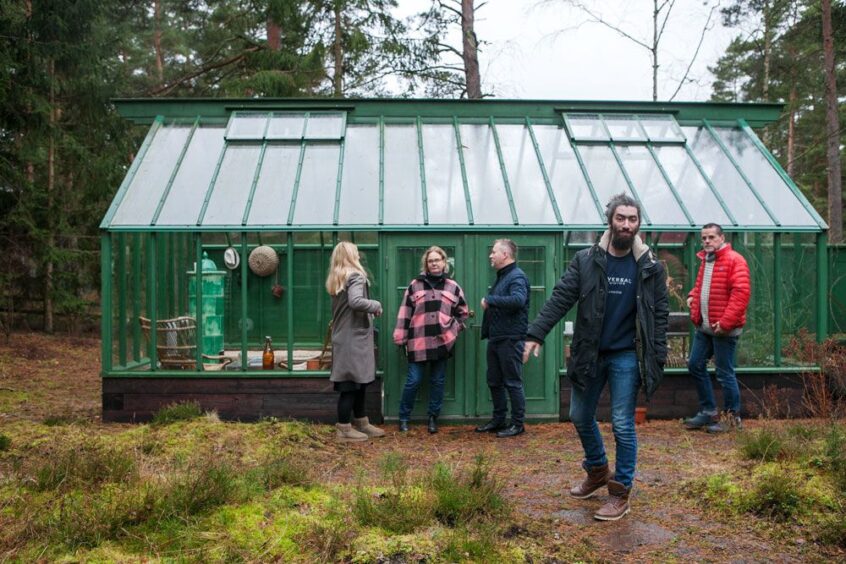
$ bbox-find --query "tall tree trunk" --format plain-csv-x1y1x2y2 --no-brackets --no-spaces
45,58,56,334
652,0,658,101
267,13,281,51
787,84,797,178
461,0,481,99
822,0,842,243
154,0,164,85
333,1,343,97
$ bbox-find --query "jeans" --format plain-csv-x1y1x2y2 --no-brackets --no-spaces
486,338,526,426
399,358,447,421
687,330,741,414
569,350,640,488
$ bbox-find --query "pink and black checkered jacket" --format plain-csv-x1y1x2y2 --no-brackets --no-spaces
393,275,469,362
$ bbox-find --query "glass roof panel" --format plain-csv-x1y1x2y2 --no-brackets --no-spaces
202,145,262,225
460,124,513,224
421,124,469,225
226,113,268,140
684,126,773,226
496,124,558,225
156,125,226,225
338,125,380,225
292,144,341,224
714,128,818,226
616,145,688,225
304,113,345,139
533,125,601,224
383,125,424,224
641,115,685,142
579,145,637,212
565,114,610,142
653,145,732,226
266,114,305,140
245,145,299,225
605,116,647,142
111,125,192,225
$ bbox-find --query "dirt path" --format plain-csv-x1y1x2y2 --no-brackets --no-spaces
0,333,832,562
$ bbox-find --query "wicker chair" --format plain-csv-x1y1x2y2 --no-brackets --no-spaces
139,316,231,371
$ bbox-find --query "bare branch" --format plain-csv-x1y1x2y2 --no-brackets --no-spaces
655,0,677,45
564,0,651,51
147,46,261,96
668,3,715,101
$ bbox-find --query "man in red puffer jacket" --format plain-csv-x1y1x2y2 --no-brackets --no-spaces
683,223,751,433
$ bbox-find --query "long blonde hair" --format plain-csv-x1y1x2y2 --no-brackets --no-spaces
420,246,450,275
325,241,369,295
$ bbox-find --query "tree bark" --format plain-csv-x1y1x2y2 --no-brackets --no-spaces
821,0,842,242
45,58,56,334
787,84,796,178
333,1,343,97
461,0,481,99
154,0,164,85
267,13,281,51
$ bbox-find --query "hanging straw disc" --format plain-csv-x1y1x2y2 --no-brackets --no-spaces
248,245,278,277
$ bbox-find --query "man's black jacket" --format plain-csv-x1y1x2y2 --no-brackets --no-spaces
526,231,669,400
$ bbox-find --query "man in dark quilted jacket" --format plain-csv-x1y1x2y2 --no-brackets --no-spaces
683,223,751,434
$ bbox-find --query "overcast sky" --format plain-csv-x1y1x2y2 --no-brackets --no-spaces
400,0,737,101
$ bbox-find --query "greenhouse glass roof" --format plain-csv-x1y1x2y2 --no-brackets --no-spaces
103,98,826,232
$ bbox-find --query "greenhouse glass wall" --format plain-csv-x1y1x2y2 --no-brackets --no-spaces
100,98,829,422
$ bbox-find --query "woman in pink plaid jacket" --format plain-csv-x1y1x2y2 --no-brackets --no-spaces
393,246,469,434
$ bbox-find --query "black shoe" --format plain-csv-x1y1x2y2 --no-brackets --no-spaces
428,415,438,434
398,420,409,432
475,419,507,433
496,424,525,438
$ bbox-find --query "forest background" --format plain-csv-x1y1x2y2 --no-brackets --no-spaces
0,0,843,334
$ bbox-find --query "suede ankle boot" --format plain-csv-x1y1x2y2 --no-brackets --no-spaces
594,480,631,521
352,416,385,438
336,422,368,442
569,463,612,499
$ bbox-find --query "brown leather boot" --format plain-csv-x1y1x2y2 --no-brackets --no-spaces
335,422,368,442
569,463,612,499
594,480,631,521
351,416,385,438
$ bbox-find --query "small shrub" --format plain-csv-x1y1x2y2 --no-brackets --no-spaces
257,455,312,490
431,455,507,526
816,514,846,548
737,428,786,462
823,425,846,488
352,452,433,533
744,467,803,521
0,433,10,451
151,400,204,425
158,457,239,519
32,442,137,491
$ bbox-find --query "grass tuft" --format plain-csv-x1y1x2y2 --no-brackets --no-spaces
431,454,507,526
256,454,313,490
0,433,10,451
353,452,433,534
823,425,846,489
151,400,204,425
744,466,803,521
32,442,137,492
737,428,787,462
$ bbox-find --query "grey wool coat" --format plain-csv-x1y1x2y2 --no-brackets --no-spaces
330,273,382,384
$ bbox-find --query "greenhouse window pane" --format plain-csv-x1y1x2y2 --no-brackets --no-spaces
533,125,601,224
460,124,513,224
383,125,424,224
292,144,341,224
579,145,636,210
266,114,305,140
421,124,469,225
246,145,299,225
226,113,268,140
497,124,558,225
653,145,731,226
714,128,818,227
564,114,610,142
304,112,345,139
338,125,380,225
617,145,687,224
202,145,262,225
605,116,647,142
112,125,193,225
157,126,226,225
641,116,685,143
685,126,773,226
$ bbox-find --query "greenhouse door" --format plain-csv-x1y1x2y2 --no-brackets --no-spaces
383,235,559,422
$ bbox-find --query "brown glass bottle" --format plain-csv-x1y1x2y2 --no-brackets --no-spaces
262,336,274,370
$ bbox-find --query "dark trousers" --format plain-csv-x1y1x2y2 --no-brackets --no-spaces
486,338,526,426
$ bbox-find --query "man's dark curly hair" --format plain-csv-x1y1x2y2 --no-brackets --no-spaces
604,193,642,226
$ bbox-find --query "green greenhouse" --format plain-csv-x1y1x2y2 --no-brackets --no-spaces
100,98,829,423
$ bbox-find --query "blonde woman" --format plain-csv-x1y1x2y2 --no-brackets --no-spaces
325,242,384,442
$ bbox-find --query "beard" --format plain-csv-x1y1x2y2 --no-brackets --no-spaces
611,228,636,251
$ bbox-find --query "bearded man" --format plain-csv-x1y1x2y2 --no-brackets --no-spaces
523,193,669,521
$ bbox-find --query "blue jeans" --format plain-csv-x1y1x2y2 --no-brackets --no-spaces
569,350,640,488
687,330,740,414
399,358,447,421
486,338,526,426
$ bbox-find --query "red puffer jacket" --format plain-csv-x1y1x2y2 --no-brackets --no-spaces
688,243,751,332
